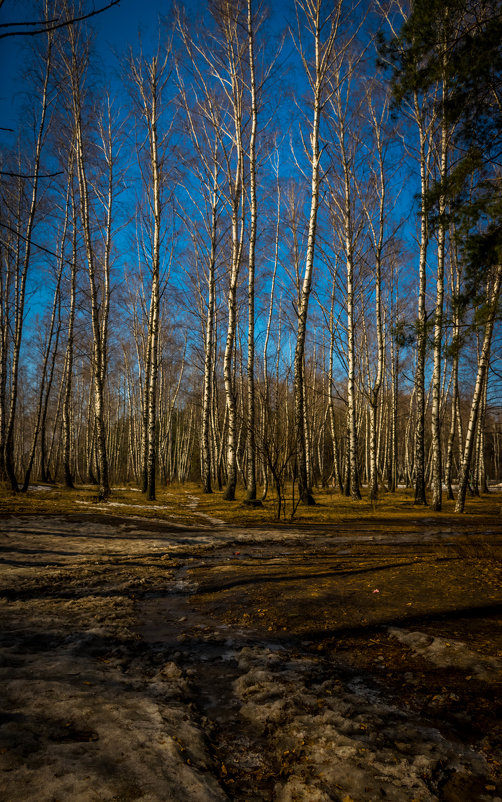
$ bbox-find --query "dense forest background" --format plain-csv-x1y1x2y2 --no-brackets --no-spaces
0,0,501,513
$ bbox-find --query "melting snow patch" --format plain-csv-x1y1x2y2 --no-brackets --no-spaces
193,512,226,525
229,644,493,801
388,627,502,681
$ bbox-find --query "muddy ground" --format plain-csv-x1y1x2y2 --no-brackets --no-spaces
0,509,501,801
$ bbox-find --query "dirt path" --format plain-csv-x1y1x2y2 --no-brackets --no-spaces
0,513,501,801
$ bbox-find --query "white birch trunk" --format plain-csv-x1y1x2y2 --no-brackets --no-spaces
245,0,258,502
293,0,339,505
413,94,431,505
455,263,502,513
431,85,448,511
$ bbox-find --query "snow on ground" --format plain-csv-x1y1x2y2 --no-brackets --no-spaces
230,644,494,801
74,493,227,526
1,513,501,801
388,628,502,682
0,514,228,801
1,612,226,801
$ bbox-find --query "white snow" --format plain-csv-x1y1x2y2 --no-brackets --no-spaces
1,513,500,801
230,644,494,801
388,627,502,682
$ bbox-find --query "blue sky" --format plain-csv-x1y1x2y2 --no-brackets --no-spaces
0,0,421,339
0,0,173,135
1,0,293,137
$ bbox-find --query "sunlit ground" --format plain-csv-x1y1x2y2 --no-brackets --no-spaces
0,480,500,527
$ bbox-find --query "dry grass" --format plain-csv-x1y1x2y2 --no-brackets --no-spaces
0,480,500,527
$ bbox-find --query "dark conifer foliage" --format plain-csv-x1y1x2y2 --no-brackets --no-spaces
382,0,502,273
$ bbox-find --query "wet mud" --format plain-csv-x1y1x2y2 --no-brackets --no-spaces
1,512,501,800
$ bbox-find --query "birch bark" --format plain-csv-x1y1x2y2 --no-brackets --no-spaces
456,263,502,513
445,243,461,500
129,51,169,500
4,17,53,490
293,0,341,505
22,249,64,490
245,0,258,502
364,94,388,500
217,2,247,502
431,73,448,511
65,27,112,499
413,94,433,505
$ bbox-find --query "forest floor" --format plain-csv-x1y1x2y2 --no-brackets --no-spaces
0,485,501,801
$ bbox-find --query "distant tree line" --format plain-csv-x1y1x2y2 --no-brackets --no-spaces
0,0,500,514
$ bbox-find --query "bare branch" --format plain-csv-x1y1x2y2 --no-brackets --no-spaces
0,1,121,40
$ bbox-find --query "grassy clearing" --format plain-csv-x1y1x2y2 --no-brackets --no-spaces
0,480,500,527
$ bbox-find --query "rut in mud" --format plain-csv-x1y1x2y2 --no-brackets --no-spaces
0,512,501,800
135,533,502,801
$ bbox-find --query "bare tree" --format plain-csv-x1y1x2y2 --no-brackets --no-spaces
244,0,259,503
362,88,390,501
0,1,120,40
430,38,450,511
291,0,343,505
1,5,54,490
129,43,172,500
62,158,78,488
456,262,502,513
62,15,115,499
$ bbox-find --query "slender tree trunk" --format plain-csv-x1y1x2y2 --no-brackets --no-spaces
146,72,162,502
0,229,13,482
129,50,170,501
431,83,448,511
364,93,387,500
413,95,430,505
293,2,328,507
245,0,258,503
222,174,244,501
201,167,218,494
221,5,246,502
346,233,361,500
22,262,63,491
456,263,502,513
63,166,78,488
445,248,461,500
5,23,53,490
389,323,399,492
328,285,343,493
261,165,280,501
67,26,112,500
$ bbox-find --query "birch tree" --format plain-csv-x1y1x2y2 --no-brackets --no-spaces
292,0,344,505
244,0,259,503
430,34,450,512
62,155,78,488
362,88,390,500
456,262,502,512
129,45,171,501
1,7,54,490
62,16,114,499
325,39,368,502
176,9,228,495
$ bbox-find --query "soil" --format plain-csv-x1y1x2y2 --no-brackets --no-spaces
0,507,501,801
